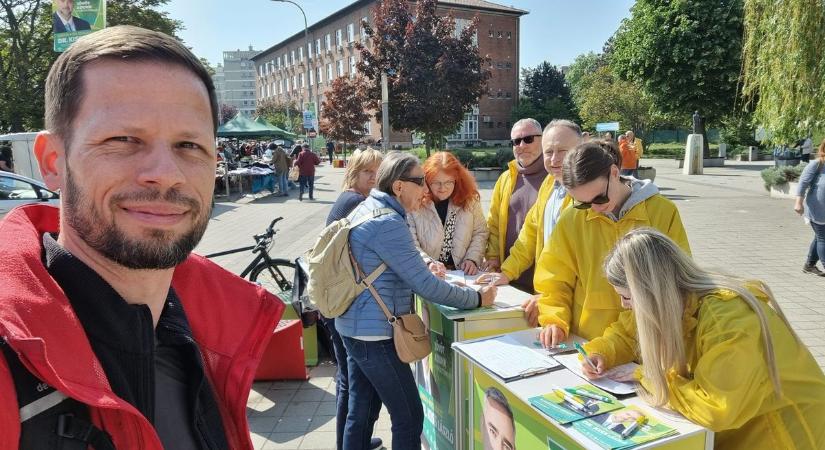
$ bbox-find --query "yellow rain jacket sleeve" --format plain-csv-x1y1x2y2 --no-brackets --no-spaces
500,175,572,281
588,285,825,450
535,194,690,340
485,160,519,260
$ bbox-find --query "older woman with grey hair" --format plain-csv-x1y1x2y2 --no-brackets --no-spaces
337,151,497,450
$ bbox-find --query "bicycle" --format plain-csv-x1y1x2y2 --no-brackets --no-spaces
203,217,295,295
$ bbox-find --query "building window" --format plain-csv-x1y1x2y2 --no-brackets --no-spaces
361,17,369,40
488,29,493,37
299,47,304,62
497,31,502,38
300,73,305,88
325,33,331,51
505,92,511,98
347,23,355,43
276,56,281,69
496,91,502,98
337,60,344,77
316,66,323,85
286,78,290,92
349,56,356,76
336,29,343,47
280,79,284,94
507,31,512,40
327,63,333,80
291,50,295,64
309,70,314,86
284,52,289,67
292,75,297,90
315,38,321,56
259,65,264,77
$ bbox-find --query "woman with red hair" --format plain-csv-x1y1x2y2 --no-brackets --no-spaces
408,152,489,275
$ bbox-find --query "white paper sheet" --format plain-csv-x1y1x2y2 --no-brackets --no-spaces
553,353,638,395
454,334,561,381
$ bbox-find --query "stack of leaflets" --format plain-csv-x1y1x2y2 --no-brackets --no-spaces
571,405,679,449
529,384,622,424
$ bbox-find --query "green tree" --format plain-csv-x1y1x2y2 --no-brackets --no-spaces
565,51,602,102
576,66,654,136
741,0,825,144
358,0,491,156
255,99,301,132
218,104,237,125
611,0,744,126
513,62,577,125
319,76,370,155
0,0,182,132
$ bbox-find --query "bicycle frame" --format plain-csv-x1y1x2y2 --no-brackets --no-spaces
203,217,284,278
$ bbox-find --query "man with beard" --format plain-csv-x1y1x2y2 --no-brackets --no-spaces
0,26,283,450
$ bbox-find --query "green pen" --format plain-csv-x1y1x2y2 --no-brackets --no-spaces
575,342,597,371
563,387,612,403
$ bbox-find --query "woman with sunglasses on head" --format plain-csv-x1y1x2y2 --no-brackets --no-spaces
407,152,489,276
582,228,825,450
338,151,497,450
533,140,691,348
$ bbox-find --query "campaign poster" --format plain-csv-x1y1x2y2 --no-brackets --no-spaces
53,0,106,52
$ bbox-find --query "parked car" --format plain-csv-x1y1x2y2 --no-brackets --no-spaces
0,170,60,219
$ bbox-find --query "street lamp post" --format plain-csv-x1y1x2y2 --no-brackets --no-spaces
271,0,314,148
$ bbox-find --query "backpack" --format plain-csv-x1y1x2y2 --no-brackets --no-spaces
305,207,395,318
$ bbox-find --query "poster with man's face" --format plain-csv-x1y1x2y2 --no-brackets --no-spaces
52,0,106,52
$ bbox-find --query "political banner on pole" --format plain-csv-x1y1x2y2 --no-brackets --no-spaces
53,0,106,52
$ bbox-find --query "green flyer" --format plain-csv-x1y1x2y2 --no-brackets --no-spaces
571,405,678,449
529,385,623,424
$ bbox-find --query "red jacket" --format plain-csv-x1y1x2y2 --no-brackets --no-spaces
0,205,284,449
295,150,321,177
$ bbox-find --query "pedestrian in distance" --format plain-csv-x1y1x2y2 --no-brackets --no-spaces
407,151,489,276
534,139,690,348
327,139,336,166
0,25,284,450
294,143,321,201
338,151,497,450
270,143,290,197
322,147,385,450
618,134,637,177
795,138,825,276
483,118,548,291
583,228,825,450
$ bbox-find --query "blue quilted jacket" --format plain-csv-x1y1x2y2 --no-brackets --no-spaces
335,190,479,338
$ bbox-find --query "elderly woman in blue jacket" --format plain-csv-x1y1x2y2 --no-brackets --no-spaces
337,151,497,450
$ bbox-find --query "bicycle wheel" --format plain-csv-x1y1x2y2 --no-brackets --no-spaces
249,258,295,295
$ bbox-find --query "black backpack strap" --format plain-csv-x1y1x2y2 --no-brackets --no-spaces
1,338,117,450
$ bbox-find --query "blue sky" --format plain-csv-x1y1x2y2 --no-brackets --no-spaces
162,0,635,69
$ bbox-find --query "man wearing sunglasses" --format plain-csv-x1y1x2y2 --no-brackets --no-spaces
483,118,547,291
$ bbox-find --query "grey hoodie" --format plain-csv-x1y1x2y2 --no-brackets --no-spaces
603,177,660,222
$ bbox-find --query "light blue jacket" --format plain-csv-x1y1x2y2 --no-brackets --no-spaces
336,190,479,338
797,159,825,224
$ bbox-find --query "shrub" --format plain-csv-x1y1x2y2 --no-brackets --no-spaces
760,163,807,190
450,149,474,168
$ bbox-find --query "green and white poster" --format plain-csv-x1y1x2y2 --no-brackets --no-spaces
53,0,106,52
417,300,457,450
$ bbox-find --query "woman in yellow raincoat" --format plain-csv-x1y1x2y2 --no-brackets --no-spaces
583,228,825,450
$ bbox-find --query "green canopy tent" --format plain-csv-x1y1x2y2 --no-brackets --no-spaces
217,113,297,138
253,116,298,138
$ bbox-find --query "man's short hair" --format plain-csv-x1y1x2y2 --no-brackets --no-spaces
544,119,582,136
302,143,310,149
268,142,277,150
45,25,219,147
512,118,542,135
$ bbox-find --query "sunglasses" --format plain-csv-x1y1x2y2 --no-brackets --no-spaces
510,134,542,146
573,175,611,210
399,176,426,186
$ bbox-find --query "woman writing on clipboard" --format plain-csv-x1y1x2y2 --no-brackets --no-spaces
582,228,825,450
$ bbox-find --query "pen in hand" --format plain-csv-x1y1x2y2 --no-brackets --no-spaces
575,343,597,371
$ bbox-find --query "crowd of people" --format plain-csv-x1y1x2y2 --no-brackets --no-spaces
0,23,824,450
325,121,825,449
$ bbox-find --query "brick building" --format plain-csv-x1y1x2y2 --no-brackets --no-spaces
251,0,526,147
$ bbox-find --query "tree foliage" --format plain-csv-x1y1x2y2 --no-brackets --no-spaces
611,0,744,124
255,99,301,131
741,0,825,143
0,0,182,132
319,76,370,148
219,104,237,125
358,0,491,155
565,51,603,102
576,66,654,135
513,62,577,125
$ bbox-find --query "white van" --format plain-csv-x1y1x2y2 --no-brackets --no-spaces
0,132,41,181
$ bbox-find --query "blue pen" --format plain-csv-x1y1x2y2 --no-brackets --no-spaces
575,343,597,371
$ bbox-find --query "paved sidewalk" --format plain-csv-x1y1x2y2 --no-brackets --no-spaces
196,158,825,450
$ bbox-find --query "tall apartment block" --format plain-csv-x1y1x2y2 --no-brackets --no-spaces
251,0,526,147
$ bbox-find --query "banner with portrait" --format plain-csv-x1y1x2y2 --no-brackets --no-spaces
53,0,106,52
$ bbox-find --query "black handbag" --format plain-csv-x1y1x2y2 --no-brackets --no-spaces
292,257,319,327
